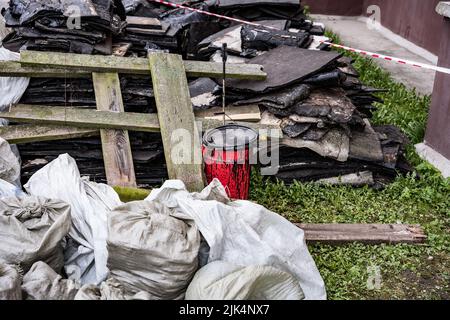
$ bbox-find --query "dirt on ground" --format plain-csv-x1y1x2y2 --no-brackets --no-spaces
369,254,450,300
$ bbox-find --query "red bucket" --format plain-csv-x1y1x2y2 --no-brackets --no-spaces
202,125,258,200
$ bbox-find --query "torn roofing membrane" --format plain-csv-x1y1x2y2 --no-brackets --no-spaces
226,46,342,93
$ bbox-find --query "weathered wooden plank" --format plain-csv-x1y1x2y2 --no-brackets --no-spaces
0,121,280,145
0,124,98,144
296,224,427,245
0,104,161,131
0,61,91,78
183,61,265,80
112,43,132,57
195,105,261,122
19,51,266,80
0,105,281,143
149,53,205,192
126,16,162,30
126,27,166,35
93,72,137,188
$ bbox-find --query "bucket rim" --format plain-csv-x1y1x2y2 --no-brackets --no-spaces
203,124,258,151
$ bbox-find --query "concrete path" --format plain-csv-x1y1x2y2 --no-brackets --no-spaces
312,15,437,96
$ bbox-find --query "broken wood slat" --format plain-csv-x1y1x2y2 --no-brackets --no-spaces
149,52,205,192
113,43,132,57
296,224,427,245
0,124,98,144
19,51,267,80
0,61,91,78
126,16,162,30
195,105,261,122
93,72,137,188
126,28,166,35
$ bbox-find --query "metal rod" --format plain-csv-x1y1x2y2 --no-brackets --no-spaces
222,43,227,126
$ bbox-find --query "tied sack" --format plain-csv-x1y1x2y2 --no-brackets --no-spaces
107,201,200,300
0,196,71,273
22,261,80,300
75,278,153,300
186,261,305,300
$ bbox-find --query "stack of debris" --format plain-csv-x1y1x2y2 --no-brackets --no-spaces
0,0,413,187
2,0,127,55
222,46,412,186
20,133,168,188
212,0,306,22
114,15,178,55
20,77,157,113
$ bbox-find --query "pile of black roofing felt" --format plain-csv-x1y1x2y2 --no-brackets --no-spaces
5,0,413,188
2,0,127,54
223,47,413,187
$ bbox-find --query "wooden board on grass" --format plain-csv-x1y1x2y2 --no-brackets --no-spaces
297,224,427,245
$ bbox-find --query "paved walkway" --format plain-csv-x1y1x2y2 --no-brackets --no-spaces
312,15,437,96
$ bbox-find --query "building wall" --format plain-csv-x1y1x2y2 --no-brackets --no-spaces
363,0,442,55
303,0,442,55
425,16,450,159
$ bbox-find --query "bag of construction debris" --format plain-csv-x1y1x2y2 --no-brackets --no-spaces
0,196,71,273
25,154,122,285
22,262,80,300
0,47,30,108
0,137,21,186
186,261,304,300
0,179,24,198
75,278,152,301
107,201,201,300
146,179,327,300
0,263,22,300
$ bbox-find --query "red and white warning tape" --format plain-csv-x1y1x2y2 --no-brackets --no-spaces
321,42,450,75
148,0,450,75
149,0,281,29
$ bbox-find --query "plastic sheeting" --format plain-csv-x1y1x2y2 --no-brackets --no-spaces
0,179,23,198
25,154,122,285
0,55,24,188
186,261,305,300
0,263,22,300
0,46,30,108
107,201,200,300
0,196,71,273
22,262,80,300
0,137,21,186
146,179,327,300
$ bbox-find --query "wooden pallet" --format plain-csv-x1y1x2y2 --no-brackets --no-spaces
297,224,427,245
0,51,268,191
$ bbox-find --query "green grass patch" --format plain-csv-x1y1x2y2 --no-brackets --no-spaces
113,186,152,203
249,31,450,300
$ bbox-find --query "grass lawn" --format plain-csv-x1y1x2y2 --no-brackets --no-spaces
250,33,450,300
